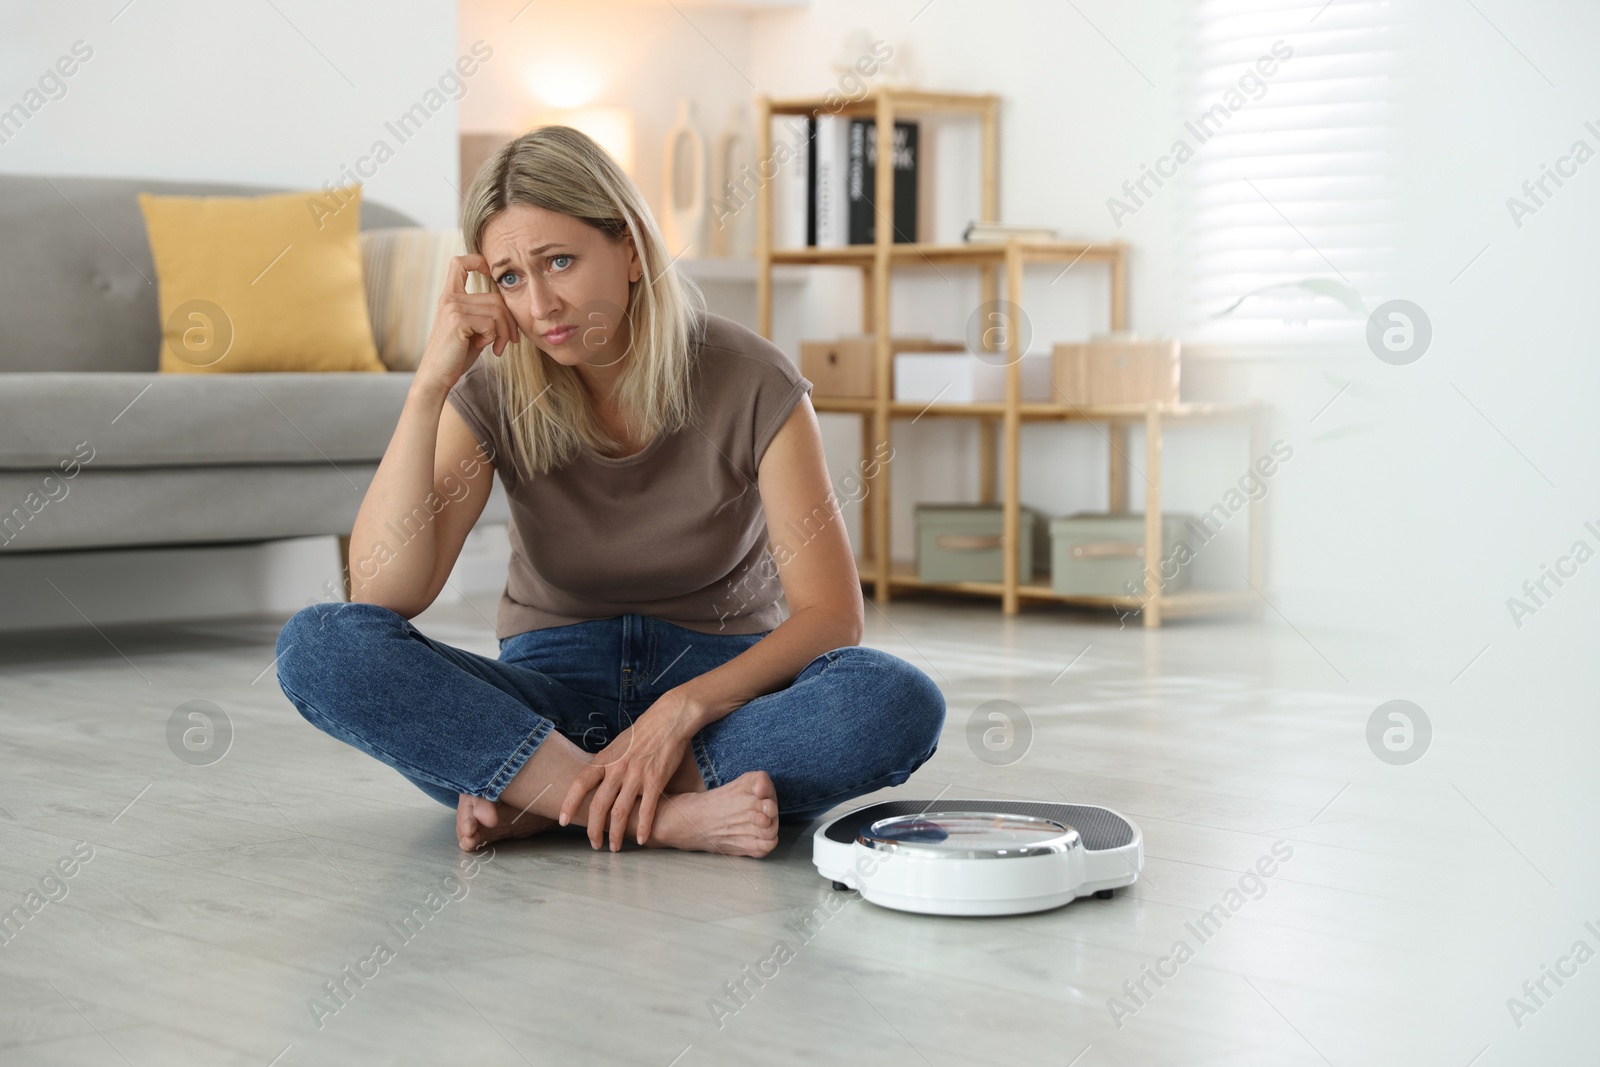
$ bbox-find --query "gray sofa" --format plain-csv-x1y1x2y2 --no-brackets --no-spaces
0,173,507,566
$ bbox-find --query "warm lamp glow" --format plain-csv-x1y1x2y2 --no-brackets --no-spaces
531,106,636,177
522,61,602,109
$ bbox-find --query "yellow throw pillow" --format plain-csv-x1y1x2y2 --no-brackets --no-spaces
138,184,385,373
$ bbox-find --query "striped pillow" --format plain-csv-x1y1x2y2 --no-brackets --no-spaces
359,228,466,371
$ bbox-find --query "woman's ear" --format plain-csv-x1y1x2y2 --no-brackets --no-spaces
624,232,643,284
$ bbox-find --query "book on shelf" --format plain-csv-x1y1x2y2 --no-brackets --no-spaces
798,115,919,247
963,221,1058,243
805,115,848,246
776,115,809,248
847,118,918,244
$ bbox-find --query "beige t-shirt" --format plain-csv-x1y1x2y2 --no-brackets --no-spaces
446,310,814,639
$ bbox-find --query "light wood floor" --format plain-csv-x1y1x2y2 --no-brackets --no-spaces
0,594,1586,1065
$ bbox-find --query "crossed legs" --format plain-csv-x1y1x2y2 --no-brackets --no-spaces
455,729,779,856
276,603,944,861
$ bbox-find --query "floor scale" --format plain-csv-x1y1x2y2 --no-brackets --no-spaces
811,799,1143,917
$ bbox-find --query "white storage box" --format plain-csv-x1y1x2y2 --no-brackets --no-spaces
894,350,1053,403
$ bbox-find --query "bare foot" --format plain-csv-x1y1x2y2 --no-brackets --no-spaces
642,770,779,858
457,793,559,852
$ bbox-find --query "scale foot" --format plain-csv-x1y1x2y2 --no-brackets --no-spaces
1094,888,1115,900
831,881,850,892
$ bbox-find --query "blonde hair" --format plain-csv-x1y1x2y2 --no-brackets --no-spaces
460,125,707,475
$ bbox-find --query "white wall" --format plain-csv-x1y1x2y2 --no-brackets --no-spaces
0,0,462,225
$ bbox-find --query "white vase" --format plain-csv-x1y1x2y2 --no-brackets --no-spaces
711,104,756,258
662,99,707,260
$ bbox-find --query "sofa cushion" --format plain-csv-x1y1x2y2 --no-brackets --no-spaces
363,228,466,371
0,464,511,554
0,174,418,374
139,184,386,374
0,372,417,469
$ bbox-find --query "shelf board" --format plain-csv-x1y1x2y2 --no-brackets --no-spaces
768,240,1125,268
852,560,1259,616
765,88,998,118
677,256,809,286
812,396,1264,422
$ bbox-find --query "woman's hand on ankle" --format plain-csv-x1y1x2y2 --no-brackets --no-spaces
558,687,702,850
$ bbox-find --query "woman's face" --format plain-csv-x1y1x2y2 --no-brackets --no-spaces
479,203,642,370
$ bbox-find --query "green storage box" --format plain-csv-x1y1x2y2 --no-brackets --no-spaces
915,504,1047,583
1048,512,1196,598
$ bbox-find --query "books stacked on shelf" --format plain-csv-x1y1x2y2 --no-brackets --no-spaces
962,221,1058,243
791,116,919,247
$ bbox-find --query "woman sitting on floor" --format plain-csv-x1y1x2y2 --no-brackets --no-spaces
274,125,945,858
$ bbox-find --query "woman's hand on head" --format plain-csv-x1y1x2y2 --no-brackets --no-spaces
414,253,522,395
558,690,700,850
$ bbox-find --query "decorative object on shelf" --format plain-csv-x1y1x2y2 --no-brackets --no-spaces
1049,512,1196,598
832,29,918,89
915,503,1050,584
711,103,756,258
894,348,1053,403
963,221,1058,243
662,98,707,259
1053,335,1181,406
801,335,962,399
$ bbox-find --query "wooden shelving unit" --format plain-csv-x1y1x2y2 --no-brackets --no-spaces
754,87,1266,627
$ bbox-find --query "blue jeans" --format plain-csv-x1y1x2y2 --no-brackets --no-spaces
273,602,945,824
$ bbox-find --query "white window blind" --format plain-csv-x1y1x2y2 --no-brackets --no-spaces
1181,0,1398,346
